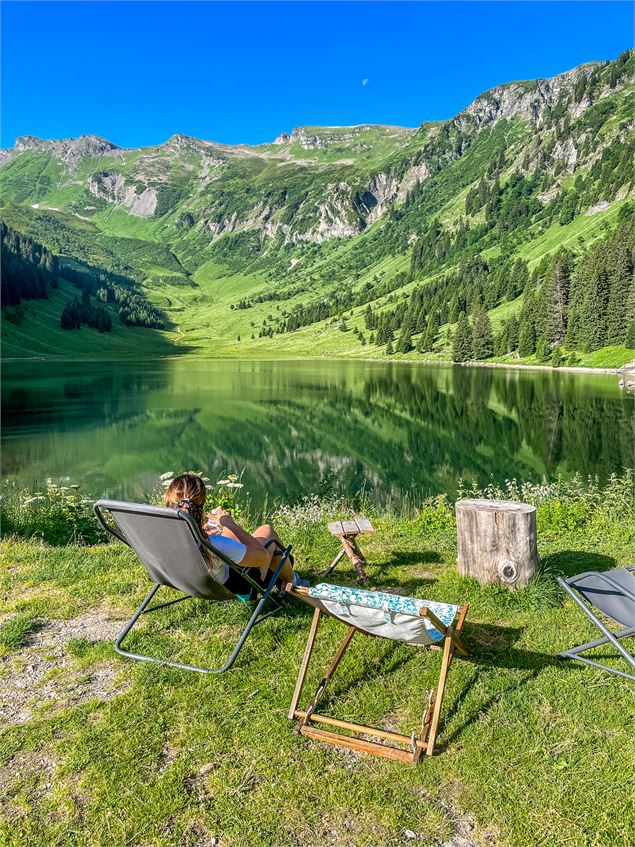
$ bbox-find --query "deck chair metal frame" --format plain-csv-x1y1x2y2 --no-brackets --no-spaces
557,565,635,682
94,499,291,675
285,584,468,763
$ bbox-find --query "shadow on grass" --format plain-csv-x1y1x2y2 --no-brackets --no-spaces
438,621,586,751
378,550,444,569
541,550,617,579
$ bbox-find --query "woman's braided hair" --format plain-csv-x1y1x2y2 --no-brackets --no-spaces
164,473,207,530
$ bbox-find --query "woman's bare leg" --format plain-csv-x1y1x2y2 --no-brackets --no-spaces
252,524,294,582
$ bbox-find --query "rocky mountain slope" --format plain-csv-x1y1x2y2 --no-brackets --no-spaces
1,49,633,364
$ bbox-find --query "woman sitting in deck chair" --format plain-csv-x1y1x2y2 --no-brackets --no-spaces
164,473,304,595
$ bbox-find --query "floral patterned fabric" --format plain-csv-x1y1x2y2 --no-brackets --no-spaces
308,582,458,643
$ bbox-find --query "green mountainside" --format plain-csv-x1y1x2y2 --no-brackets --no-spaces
1,50,634,365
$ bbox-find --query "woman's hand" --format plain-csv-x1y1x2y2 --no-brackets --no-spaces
207,507,236,530
208,507,230,521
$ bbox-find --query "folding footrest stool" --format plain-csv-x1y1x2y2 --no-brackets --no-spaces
284,582,468,762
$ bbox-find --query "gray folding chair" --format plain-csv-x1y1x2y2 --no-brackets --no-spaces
557,566,635,681
94,499,291,674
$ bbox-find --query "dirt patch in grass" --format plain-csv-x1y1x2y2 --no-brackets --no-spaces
0,748,56,815
0,610,129,724
420,784,499,847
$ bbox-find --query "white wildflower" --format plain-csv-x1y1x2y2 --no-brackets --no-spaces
217,479,231,486
22,496,45,508
227,474,239,482
160,472,174,480
225,482,243,489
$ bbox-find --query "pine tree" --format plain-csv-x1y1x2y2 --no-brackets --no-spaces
385,339,394,355
471,307,494,359
494,328,507,357
551,346,563,368
542,251,572,345
535,336,549,362
396,326,413,353
417,317,436,354
506,314,519,351
506,259,529,300
364,304,375,330
452,313,473,362
60,302,74,330
518,319,536,357
606,222,634,345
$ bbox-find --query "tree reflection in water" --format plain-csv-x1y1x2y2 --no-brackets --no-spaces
2,360,632,507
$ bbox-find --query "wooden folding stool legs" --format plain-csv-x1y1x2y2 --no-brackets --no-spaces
322,518,375,584
288,602,469,763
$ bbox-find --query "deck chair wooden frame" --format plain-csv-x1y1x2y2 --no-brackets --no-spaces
94,499,291,675
285,584,468,762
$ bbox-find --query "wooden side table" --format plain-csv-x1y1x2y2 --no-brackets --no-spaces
321,517,374,585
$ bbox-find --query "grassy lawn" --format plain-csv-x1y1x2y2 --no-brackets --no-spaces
1,478,633,847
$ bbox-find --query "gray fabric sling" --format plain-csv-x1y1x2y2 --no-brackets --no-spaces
557,566,635,682
567,568,635,628
99,500,233,600
94,499,289,674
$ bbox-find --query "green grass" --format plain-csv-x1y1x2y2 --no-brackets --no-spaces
1,280,180,360
0,614,36,654
1,476,633,847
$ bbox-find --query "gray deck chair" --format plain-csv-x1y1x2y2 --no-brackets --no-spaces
557,566,635,681
94,499,291,674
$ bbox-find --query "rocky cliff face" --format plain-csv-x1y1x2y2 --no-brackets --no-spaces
461,63,599,129
88,172,158,217
9,134,121,167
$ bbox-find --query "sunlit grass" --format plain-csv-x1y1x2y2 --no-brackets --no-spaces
1,474,633,846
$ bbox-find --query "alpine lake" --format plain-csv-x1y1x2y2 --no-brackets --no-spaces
2,358,633,510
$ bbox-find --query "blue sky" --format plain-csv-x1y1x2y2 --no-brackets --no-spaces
1,1,632,148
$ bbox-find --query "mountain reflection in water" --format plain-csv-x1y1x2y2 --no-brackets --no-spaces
2,359,632,508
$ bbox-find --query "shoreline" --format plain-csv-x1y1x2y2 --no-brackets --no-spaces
2,353,631,376
452,360,622,375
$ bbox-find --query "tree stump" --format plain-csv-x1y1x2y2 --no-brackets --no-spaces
455,499,539,589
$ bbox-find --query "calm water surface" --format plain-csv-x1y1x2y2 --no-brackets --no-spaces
2,359,633,508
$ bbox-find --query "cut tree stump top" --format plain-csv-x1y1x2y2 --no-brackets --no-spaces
455,499,535,514
328,518,374,537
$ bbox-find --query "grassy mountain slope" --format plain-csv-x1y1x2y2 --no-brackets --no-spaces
1,50,633,365
1,278,178,359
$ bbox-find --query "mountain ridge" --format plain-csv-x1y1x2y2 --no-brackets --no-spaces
1,49,633,365
1,56,608,158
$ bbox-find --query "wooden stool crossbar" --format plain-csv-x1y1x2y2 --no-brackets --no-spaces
286,585,468,763
323,517,374,584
